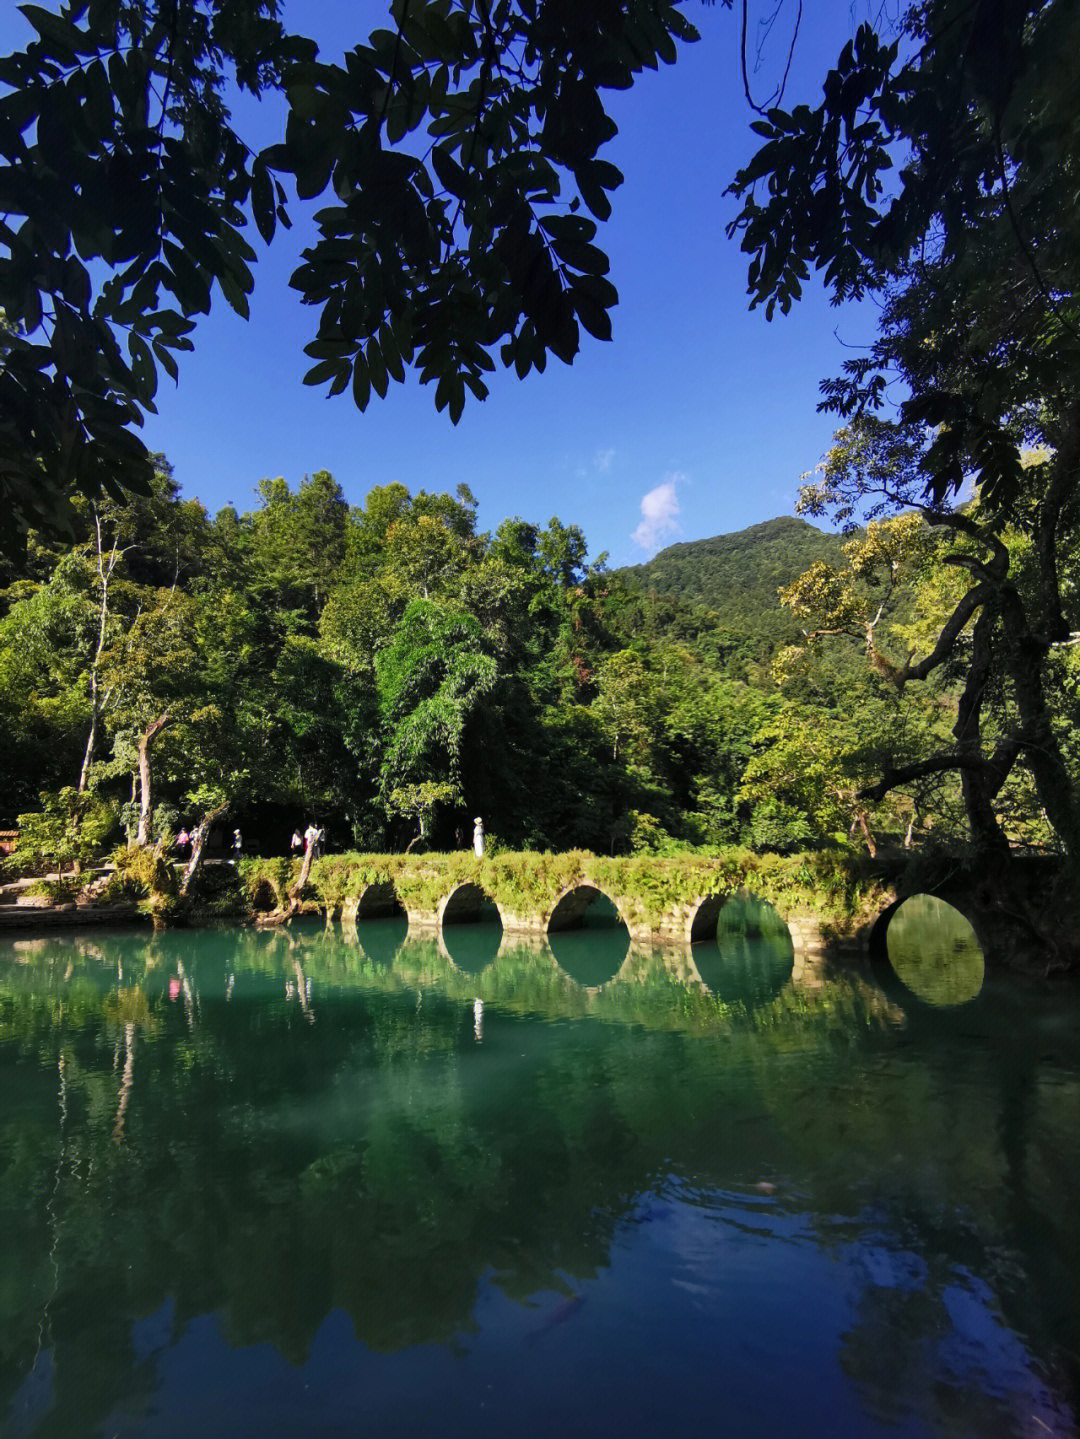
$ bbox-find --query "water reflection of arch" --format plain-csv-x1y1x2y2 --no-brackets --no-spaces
548,926,630,987
871,893,985,1007
612,943,706,990
692,893,795,1006
340,912,409,970
438,913,502,975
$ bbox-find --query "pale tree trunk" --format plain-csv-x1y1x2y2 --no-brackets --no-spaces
78,510,125,793
403,807,430,854
258,840,318,925
78,691,99,796
846,797,877,857
286,842,316,914
180,802,229,897
135,712,171,846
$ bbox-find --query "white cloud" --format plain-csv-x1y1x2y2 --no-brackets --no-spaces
632,473,685,552
595,447,615,473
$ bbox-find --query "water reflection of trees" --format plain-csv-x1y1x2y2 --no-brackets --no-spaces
0,928,1077,1435
884,894,985,1006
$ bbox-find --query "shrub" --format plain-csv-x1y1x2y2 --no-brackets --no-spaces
14,789,120,879
91,872,145,904
184,860,248,915
113,842,175,895
23,877,81,902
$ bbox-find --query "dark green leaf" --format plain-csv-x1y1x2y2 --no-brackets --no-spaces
304,357,347,386
251,160,276,245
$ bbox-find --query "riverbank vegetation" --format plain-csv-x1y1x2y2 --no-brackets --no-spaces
1,0,1078,906
0,460,1076,894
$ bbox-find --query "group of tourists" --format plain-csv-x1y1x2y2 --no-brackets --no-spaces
170,817,481,860
170,822,327,863
292,823,326,860
172,825,244,860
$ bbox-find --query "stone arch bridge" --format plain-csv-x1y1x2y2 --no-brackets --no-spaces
334,853,1067,971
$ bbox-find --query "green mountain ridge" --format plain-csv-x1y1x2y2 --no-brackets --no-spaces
615,515,848,654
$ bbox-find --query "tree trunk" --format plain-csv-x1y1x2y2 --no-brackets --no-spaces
286,842,316,915
78,673,99,795
180,802,228,897
135,712,171,846
980,573,1080,863
1006,632,1080,862
855,809,877,858
953,603,1013,856
79,510,123,793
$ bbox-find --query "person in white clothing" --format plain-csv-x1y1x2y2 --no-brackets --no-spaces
473,817,485,858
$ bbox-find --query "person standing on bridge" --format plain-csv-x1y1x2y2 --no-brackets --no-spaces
473,817,485,858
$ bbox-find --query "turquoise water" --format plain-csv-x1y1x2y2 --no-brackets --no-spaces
1,903,1078,1438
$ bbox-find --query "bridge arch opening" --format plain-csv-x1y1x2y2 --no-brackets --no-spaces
688,893,726,944
879,893,984,1006
547,886,630,987
353,881,404,920
548,884,628,933
693,893,794,1004
250,877,278,913
441,881,501,927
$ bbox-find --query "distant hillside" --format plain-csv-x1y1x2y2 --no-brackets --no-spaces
615,516,847,655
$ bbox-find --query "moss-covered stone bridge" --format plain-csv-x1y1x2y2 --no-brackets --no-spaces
280,848,1070,971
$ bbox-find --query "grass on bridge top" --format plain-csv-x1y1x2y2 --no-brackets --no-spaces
239,847,891,925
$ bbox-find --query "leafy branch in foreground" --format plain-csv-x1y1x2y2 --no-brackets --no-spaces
782,418,1080,861
0,0,707,554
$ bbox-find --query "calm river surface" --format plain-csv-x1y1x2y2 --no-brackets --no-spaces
1,901,1078,1438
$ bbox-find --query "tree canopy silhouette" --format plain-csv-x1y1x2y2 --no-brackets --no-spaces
0,0,706,554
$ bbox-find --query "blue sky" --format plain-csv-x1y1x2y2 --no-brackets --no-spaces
4,2,874,566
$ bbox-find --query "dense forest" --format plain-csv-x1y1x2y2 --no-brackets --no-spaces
2,0,1079,882
618,516,848,658
3,456,1076,872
